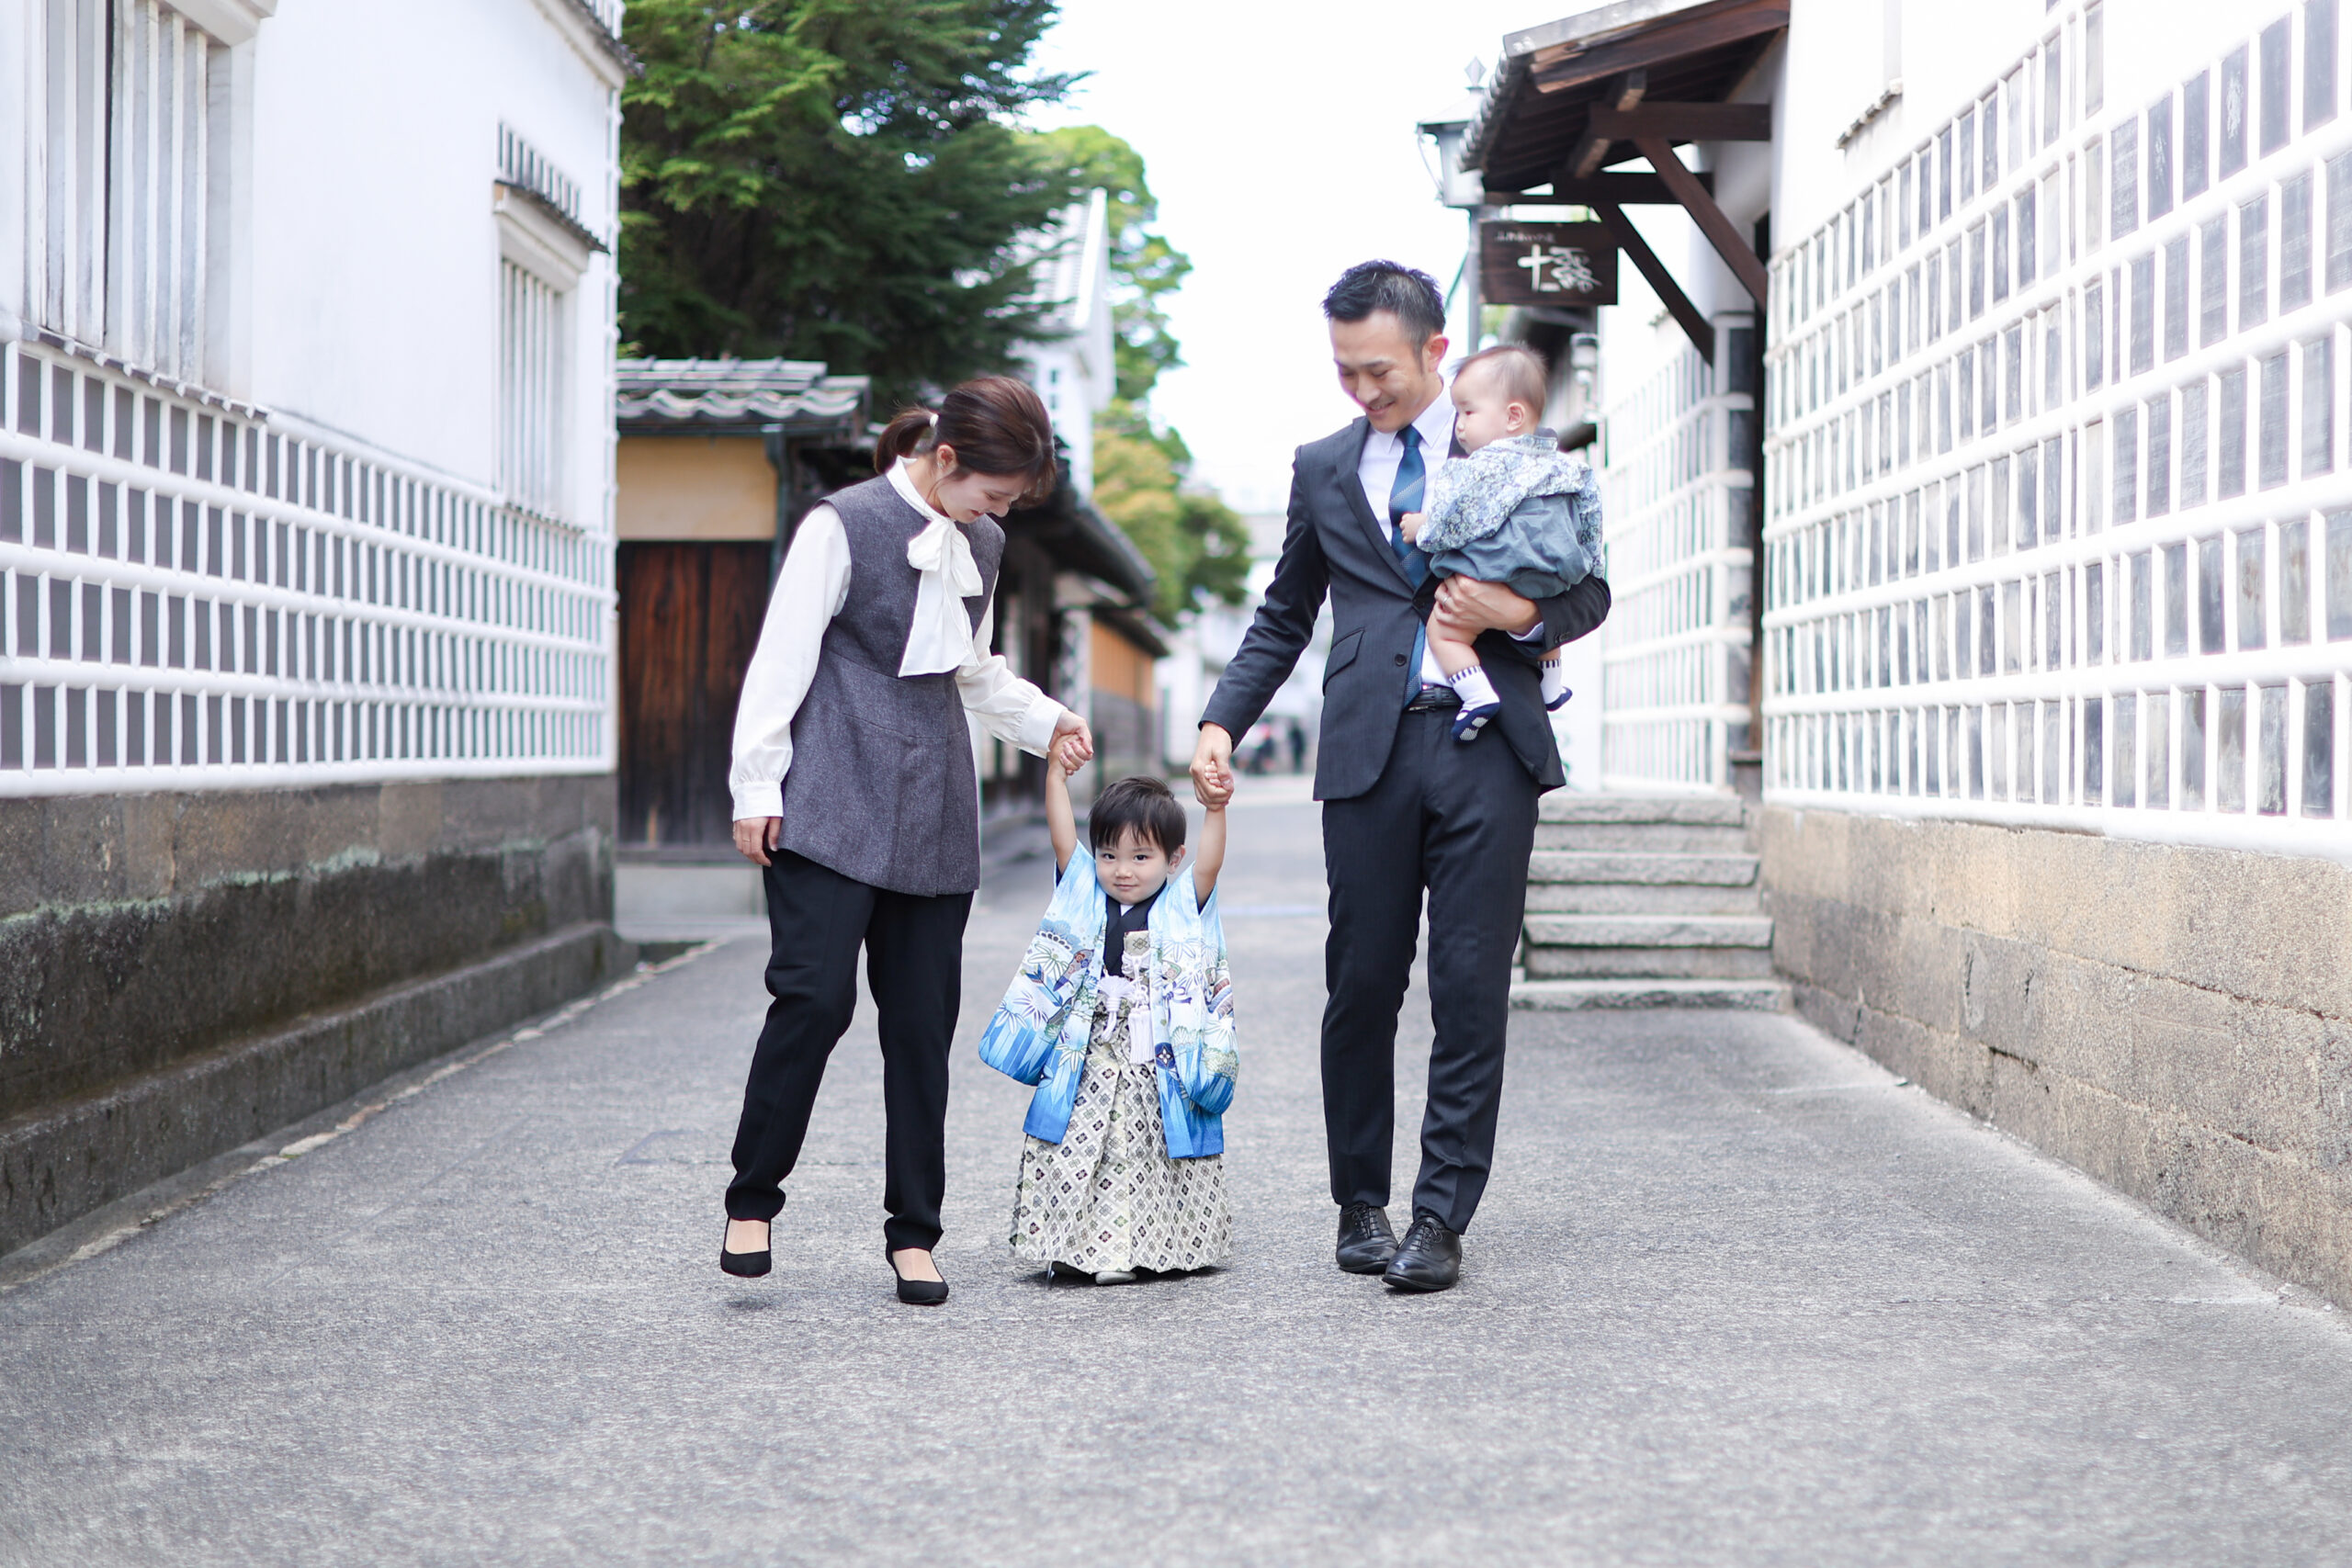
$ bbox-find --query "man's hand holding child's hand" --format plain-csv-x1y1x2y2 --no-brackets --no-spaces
1189,725,1238,809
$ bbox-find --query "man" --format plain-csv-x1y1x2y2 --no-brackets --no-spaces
1192,262,1611,1292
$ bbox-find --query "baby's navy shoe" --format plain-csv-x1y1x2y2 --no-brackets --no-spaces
1453,699,1500,741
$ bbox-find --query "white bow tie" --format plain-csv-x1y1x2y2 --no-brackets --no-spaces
899,515,983,676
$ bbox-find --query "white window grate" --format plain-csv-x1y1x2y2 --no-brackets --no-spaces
33,0,116,350
0,343,612,794
29,0,224,385
499,260,565,523
1762,0,2352,855
108,0,221,384
498,123,585,233
1594,320,1758,793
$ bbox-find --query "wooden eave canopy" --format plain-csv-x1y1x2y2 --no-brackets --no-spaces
1464,0,1788,191
1461,0,1786,361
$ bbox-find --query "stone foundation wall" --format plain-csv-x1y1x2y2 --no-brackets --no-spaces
0,777,628,1253
1760,806,2352,1306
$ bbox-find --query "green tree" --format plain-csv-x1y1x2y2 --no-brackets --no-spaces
618,0,1081,401
1091,408,1250,624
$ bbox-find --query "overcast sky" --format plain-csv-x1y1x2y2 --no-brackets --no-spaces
1026,1,1547,514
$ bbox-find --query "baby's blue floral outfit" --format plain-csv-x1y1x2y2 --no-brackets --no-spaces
1417,430,1605,599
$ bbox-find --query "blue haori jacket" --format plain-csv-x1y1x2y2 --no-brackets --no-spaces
976,859,1238,1157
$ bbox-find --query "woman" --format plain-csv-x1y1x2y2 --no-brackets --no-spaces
720,375,1092,1304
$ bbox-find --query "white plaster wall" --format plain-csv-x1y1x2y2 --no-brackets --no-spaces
1779,0,2293,244
0,3,27,341
243,0,619,522
1016,189,1117,500
1022,340,1102,498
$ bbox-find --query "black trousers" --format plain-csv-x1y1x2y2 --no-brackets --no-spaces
725,850,972,1253
1320,708,1540,1234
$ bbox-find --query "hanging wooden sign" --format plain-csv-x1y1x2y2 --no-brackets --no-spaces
1479,220,1617,307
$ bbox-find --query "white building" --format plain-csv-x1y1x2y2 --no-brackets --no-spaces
3,0,623,790
0,0,628,1258
1012,187,1116,500
1451,0,2352,1312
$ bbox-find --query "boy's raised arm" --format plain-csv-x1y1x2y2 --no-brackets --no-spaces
1193,800,1227,900
1044,737,1080,875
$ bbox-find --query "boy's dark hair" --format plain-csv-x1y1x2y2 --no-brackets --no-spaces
1322,260,1446,347
1089,775,1188,856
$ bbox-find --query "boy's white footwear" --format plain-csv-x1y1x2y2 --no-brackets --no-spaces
1447,664,1501,741
1541,657,1572,712
1092,1269,1138,1285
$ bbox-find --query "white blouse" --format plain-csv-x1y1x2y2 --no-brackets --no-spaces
729,460,1069,822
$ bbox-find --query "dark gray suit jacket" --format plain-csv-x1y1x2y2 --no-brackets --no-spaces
1202,416,1612,801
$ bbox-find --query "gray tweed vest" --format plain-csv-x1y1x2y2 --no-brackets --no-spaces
778,474,1005,897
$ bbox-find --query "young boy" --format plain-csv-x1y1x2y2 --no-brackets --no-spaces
980,743,1236,1284
1400,344,1604,739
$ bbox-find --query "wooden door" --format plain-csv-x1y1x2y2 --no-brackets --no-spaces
616,542,772,848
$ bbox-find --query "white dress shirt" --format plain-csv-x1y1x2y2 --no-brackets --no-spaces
729,459,1069,822
1356,383,1462,532
1356,386,1544,683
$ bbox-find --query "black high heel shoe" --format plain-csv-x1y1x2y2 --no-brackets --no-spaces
887,1245,949,1305
720,1219,771,1279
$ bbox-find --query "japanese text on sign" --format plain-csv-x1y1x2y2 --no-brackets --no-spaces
1478,220,1617,307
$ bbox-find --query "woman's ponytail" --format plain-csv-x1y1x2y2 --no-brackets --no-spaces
874,406,938,473
871,376,1057,505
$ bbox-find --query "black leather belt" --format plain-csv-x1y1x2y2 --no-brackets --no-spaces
1403,685,1462,714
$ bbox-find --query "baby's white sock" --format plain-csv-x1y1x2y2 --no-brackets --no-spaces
1540,656,1569,707
1447,663,1499,711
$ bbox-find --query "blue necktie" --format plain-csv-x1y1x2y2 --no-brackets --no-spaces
1391,426,1433,700
1389,426,1430,585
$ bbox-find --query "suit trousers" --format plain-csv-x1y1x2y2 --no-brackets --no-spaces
1320,708,1540,1234
725,850,971,1253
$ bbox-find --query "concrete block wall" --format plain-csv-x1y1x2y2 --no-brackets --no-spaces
1761,807,2352,1306
0,777,629,1254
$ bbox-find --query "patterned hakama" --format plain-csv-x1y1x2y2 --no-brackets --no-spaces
1008,939,1231,1274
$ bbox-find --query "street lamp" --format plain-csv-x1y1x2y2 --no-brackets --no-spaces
1419,60,1492,355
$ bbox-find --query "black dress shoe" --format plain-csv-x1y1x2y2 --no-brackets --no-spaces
1382,1213,1462,1292
719,1219,771,1279
888,1246,950,1306
1335,1202,1399,1274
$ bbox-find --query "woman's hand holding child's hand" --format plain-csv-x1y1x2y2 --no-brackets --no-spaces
1051,734,1088,777
1049,709,1095,766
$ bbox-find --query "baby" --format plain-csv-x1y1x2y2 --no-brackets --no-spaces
1400,344,1604,739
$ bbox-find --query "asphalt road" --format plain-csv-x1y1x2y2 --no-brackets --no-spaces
6,777,2352,1566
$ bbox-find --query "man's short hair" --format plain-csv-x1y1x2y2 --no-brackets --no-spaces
1089,774,1188,856
1455,344,1551,417
1322,261,1446,347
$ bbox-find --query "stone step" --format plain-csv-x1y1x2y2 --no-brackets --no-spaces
1511,977,1790,1011
1527,851,1759,886
1526,882,1766,916
1524,944,1781,980
1523,915,1773,948
1538,794,1747,827
1533,821,1753,853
